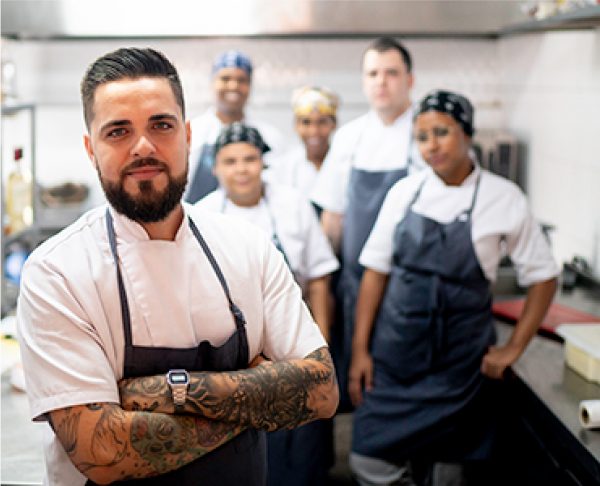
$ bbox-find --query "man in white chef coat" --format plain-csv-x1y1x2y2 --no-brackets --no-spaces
16,47,338,486
186,49,288,203
310,36,424,410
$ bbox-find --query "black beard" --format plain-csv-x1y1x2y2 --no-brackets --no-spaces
98,159,188,223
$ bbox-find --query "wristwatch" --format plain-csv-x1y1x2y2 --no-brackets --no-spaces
166,369,190,412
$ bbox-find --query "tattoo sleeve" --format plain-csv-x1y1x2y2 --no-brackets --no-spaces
119,346,339,432
48,403,244,483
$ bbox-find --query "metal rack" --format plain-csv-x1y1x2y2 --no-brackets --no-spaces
1,103,36,316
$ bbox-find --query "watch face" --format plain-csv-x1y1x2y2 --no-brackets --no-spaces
167,370,189,385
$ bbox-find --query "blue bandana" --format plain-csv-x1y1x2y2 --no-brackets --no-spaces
212,50,253,78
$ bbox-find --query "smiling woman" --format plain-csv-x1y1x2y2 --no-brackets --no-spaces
348,89,559,485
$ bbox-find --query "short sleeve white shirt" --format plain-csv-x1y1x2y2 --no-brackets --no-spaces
266,145,320,200
198,181,339,293
310,108,425,214
17,203,326,485
360,165,560,286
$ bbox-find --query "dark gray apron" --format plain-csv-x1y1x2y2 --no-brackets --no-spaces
87,209,267,486
334,161,410,411
186,143,219,204
352,175,497,464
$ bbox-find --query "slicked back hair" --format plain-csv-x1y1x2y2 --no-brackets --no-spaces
81,47,185,129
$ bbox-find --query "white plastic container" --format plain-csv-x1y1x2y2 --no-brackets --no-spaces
556,324,600,385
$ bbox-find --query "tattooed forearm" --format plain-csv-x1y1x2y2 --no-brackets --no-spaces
188,346,338,431
119,346,339,432
48,403,244,483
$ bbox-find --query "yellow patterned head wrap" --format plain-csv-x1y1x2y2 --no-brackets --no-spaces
292,86,339,117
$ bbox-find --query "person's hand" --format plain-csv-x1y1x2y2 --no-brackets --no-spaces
481,343,522,379
348,350,373,407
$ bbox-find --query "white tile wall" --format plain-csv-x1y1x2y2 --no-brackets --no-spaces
2,32,599,276
498,29,600,276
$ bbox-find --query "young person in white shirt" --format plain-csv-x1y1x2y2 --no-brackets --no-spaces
348,90,558,486
197,121,339,486
16,47,338,486
186,50,287,203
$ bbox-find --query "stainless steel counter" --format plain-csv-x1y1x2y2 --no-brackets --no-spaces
497,322,600,464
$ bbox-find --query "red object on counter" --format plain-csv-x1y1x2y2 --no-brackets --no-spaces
492,299,600,335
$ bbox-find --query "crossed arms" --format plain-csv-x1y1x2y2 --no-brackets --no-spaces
48,346,338,484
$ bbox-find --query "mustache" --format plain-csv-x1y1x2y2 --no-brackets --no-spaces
123,158,168,173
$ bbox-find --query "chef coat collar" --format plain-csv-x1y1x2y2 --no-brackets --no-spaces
367,104,415,129
428,159,481,189
107,203,192,243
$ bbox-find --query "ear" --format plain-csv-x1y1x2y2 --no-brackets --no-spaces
185,120,191,147
407,72,414,90
83,134,97,169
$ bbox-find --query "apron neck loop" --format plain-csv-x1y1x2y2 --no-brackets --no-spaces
105,208,134,348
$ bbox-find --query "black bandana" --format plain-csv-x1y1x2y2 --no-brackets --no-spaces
415,90,475,137
214,122,271,157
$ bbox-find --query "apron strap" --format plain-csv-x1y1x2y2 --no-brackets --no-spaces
106,209,134,348
465,172,482,217
408,177,428,209
187,217,247,332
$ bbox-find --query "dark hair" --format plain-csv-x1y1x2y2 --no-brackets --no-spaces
362,36,412,73
80,47,185,129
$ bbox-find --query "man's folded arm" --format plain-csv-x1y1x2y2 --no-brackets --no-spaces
119,346,339,431
47,402,244,485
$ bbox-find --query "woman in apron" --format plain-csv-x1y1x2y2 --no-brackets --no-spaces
348,90,559,485
197,122,339,486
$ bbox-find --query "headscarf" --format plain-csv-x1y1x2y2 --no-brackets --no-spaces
415,90,475,136
212,50,253,78
214,122,271,157
291,86,339,118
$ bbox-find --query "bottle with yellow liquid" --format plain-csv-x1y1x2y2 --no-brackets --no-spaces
6,147,33,235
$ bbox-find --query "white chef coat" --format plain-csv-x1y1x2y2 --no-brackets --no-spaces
17,203,325,486
310,108,425,214
360,164,560,286
187,108,289,197
198,181,339,293
266,145,319,200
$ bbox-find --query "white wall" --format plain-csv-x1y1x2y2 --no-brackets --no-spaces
498,29,600,277
2,33,598,275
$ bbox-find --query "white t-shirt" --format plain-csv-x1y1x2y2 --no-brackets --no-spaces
310,108,425,214
17,203,326,485
360,165,560,286
198,181,339,293
187,108,289,194
266,145,319,200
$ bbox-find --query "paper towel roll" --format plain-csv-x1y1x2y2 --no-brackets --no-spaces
579,400,600,429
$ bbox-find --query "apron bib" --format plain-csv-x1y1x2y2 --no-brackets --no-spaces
352,175,497,463
186,143,219,203
86,209,266,486
332,166,408,411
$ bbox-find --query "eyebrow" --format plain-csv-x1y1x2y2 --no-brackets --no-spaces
149,113,179,123
99,113,179,134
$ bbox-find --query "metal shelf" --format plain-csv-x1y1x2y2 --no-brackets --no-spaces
1,103,36,317
501,5,600,35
